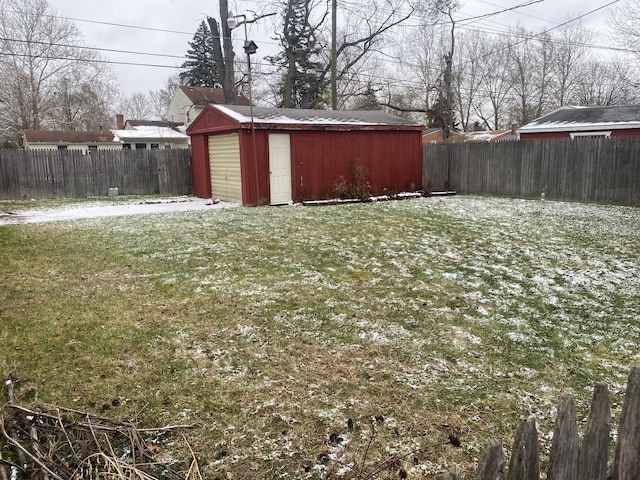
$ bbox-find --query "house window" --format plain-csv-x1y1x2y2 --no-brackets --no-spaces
88,145,97,154
122,143,131,150
150,143,159,149
135,143,147,150
164,144,172,149
57,145,68,151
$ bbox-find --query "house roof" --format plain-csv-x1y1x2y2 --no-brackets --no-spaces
125,120,183,131
213,105,423,128
519,105,640,133
23,129,115,144
112,126,189,142
178,86,251,106
460,129,511,142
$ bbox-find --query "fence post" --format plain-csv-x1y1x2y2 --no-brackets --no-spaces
507,416,539,480
475,438,504,480
612,365,640,480
547,394,578,480
579,382,610,480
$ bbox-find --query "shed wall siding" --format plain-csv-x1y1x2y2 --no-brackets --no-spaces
190,134,211,198
290,130,422,201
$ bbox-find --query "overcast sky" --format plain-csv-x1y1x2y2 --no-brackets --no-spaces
50,0,623,97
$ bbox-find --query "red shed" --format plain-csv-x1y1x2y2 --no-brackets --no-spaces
186,105,424,205
518,105,640,140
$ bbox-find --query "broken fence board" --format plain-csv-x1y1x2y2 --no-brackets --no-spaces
547,394,579,480
579,382,610,480
475,439,505,480
612,365,640,480
507,416,539,480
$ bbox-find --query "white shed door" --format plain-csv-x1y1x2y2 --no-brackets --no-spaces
268,134,292,205
208,133,242,203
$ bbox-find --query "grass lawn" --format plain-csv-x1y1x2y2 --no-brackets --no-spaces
1,195,638,479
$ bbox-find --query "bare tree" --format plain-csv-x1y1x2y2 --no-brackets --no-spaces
149,74,180,121
55,72,117,130
472,34,513,130
609,0,640,59
390,23,447,124
414,0,459,138
551,20,592,107
573,59,639,106
327,0,414,108
0,0,115,139
453,30,485,131
508,26,555,125
117,92,153,121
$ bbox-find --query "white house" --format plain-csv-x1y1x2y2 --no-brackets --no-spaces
22,129,121,153
166,86,251,127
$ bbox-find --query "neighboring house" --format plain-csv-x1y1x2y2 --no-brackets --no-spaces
111,126,189,150
458,126,518,142
422,128,444,144
21,115,190,152
187,105,424,205
22,129,119,153
422,125,519,144
122,119,184,132
111,116,189,150
166,86,251,127
518,105,640,140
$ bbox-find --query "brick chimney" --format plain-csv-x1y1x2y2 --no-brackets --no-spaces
115,114,124,130
511,123,518,135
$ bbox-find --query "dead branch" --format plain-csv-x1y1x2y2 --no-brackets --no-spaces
0,400,193,479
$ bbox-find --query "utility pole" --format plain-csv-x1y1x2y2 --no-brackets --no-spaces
331,0,337,110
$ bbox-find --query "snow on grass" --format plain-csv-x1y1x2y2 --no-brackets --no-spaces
1,195,638,478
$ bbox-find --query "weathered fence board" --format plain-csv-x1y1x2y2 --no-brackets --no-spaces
423,137,640,206
0,149,192,200
579,383,610,480
547,394,579,480
613,366,640,480
507,416,538,480
475,439,504,480
462,366,639,480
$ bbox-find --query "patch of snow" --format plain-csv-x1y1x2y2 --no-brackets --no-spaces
0,197,238,224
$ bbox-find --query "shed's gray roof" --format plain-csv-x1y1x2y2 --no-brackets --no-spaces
215,105,422,127
519,105,640,133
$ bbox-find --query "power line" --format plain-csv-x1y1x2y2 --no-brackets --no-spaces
0,52,184,70
0,0,630,93
46,13,195,36
0,36,186,60
456,0,548,26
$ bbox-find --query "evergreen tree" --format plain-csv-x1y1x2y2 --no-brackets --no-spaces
269,0,328,109
351,82,381,110
180,21,220,87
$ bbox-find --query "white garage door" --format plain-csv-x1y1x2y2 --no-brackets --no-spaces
208,133,242,203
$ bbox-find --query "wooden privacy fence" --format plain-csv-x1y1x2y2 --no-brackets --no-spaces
0,149,192,200
438,365,640,480
423,137,640,206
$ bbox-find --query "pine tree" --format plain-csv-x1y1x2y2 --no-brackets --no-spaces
269,0,328,109
351,82,381,110
180,21,220,87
